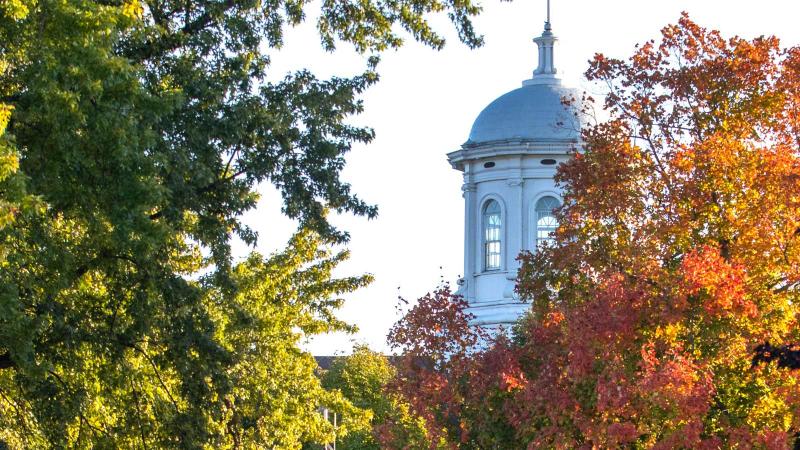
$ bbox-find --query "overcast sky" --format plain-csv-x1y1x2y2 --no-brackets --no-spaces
230,0,800,355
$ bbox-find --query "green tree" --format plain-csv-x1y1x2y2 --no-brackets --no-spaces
0,0,488,447
207,230,372,448
2,225,374,448
320,346,446,450
321,346,393,450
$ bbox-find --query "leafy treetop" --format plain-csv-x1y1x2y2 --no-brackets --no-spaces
386,14,800,449
0,0,490,447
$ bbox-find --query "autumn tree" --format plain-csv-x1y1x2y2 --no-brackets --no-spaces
387,15,800,448
385,287,526,449
0,0,491,447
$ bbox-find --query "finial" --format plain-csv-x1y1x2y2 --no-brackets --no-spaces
546,0,551,26
522,0,560,86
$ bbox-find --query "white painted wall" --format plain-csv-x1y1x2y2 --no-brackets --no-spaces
451,148,571,328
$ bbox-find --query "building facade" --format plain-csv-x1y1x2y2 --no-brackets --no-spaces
448,19,581,331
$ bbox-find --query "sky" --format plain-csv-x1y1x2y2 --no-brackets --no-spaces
231,0,800,355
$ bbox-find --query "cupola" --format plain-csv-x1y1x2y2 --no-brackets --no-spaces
447,3,583,331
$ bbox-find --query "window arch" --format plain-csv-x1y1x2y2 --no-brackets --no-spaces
535,196,560,248
482,199,502,270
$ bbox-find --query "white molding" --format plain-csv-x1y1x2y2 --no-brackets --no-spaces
461,182,477,192
447,141,581,171
472,168,559,184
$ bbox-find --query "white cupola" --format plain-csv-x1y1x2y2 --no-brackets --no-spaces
447,11,582,331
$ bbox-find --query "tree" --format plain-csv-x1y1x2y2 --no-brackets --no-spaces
1,226,375,448
205,230,373,448
384,287,524,449
388,15,800,448
319,345,447,450
0,0,489,447
320,345,392,450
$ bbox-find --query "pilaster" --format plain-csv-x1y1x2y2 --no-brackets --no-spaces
462,168,477,302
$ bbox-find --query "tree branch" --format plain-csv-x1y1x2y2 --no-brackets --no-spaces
125,343,180,411
148,165,248,221
48,370,112,438
125,0,236,61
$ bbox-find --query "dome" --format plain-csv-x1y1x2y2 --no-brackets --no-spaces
463,19,582,147
466,83,580,145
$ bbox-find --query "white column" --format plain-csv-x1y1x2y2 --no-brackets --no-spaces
462,166,477,302
506,177,524,272
504,169,524,298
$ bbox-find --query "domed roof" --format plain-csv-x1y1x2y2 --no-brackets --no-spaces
467,83,580,145
463,20,581,146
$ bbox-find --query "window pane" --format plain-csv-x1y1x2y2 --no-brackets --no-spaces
483,200,502,270
484,199,501,215
535,196,560,248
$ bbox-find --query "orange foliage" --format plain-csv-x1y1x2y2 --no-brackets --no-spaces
384,14,800,449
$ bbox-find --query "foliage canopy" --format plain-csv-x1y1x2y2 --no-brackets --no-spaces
387,15,800,449
319,345,446,450
0,0,488,447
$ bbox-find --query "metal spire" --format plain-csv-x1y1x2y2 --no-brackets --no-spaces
544,0,552,31
523,0,559,85
547,0,550,26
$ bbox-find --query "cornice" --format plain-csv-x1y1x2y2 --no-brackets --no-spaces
447,139,582,171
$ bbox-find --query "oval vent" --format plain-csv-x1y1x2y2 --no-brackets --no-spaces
541,159,557,165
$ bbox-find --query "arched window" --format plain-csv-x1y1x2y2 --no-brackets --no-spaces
483,200,502,270
535,196,560,248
